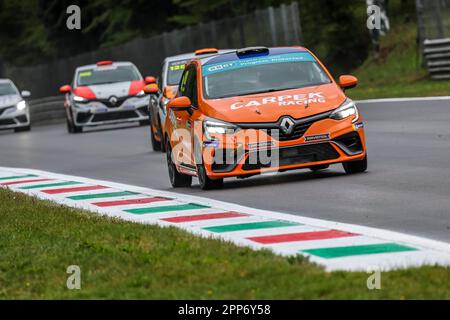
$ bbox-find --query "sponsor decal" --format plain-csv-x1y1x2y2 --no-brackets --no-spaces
230,92,326,110
203,141,220,148
247,141,275,151
304,133,330,142
79,71,92,77
353,122,364,130
203,52,316,76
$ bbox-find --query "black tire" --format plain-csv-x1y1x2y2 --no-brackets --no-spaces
14,125,30,133
343,156,368,174
166,140,192,188
73,123,83,133
66,118,74,133
197,164,223,190
309,164,329,172
67,110,82,133
150,125,162,151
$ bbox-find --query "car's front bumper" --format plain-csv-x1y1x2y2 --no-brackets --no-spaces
199,117,367,179
0,107,30,130
72,97,149,127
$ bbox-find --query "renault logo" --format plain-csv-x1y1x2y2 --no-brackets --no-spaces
279,117,295,135
109,96,118,106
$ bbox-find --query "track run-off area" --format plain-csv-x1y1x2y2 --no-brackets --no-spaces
1,97,450,270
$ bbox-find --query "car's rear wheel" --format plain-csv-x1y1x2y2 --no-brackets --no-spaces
14,125,30,133
309,164,329,172
343,156,367,174
197,164,223,190
166,139,192,188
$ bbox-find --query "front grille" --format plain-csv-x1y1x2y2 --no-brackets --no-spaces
237,111,332,141
92,110,139,122
93,97,129,109
0,119,16,126
242,143,340,171
77,113,92,123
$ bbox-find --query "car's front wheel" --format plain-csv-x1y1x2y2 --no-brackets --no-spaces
343,156,367,174
166,139,192,188
150,124,162,151
197,164,223,190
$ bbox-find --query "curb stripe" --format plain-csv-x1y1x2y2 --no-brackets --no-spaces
42,185,108,194
68,191,139,200
204,220,301,233
247,230,358,244
302,243,417,259
0,174,37,181
92,197,172,207
125,203,210,215
162,212,249,223
21,181,83,190
0,178,53,186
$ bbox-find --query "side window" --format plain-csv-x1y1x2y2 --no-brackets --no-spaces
179,68,190,96
179,65,198,107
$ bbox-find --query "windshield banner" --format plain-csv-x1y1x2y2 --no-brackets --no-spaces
202,52,316,76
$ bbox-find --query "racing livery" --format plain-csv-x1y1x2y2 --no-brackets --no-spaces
59,61,151,133
0,79,31,132
148,48,233,151
162,47,368,189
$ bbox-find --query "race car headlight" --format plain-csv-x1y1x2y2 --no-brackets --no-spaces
330,98,359,123
73,95,88,103
203,118,239,141
16,100,27,111
136,90,146,97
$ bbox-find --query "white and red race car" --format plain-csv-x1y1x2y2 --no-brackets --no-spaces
59,60,153,133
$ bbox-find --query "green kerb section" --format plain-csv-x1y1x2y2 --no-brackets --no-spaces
0,174,37,181
68,191,139,200
125,203,210,215
302,243,418,259
204,220,300,233
19,181,82,190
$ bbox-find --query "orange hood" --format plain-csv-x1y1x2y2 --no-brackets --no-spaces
202,83,346,123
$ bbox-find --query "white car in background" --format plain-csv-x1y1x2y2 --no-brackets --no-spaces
0,79,31,132
59,61,153,133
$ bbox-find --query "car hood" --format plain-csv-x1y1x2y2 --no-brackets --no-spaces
0,94,22,109
202,83,347,123
78,80,145,99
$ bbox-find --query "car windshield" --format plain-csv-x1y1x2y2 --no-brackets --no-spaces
0,82,18,96
167,59,190,85
77,65,141,86
202,52,331,99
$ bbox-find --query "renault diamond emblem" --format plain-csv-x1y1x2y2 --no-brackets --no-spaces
109,96,118,106
279,117,295,135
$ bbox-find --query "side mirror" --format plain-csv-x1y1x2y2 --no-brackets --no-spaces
143,83,159,95
59,85,72,94
339,75,358,90
21,90,31,98
167,96,192,111
145,76,157,84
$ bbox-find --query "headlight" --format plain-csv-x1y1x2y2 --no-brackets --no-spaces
203,118,240,140
330,98,359,123
136,90,146,97
16,100,27,111
73,95,88,103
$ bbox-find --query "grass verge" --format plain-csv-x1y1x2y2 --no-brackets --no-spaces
0,188,449,299
348,22,450,100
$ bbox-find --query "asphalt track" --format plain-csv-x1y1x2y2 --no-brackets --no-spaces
1,99,450,242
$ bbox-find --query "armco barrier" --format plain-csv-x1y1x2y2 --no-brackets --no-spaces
28,96,65,125
424,38,450,79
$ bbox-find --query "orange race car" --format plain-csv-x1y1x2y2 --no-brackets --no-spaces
150,46,367,190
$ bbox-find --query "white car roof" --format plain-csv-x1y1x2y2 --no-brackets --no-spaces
163,49,235,64
0,79,13,84
76,61,136,72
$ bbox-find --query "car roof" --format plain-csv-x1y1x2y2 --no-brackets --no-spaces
76,61,135,72
0,79,13,84
164,49,235,64
199,46,308,66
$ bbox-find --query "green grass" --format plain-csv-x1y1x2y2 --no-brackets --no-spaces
348,22,450,100
1,188,449,299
